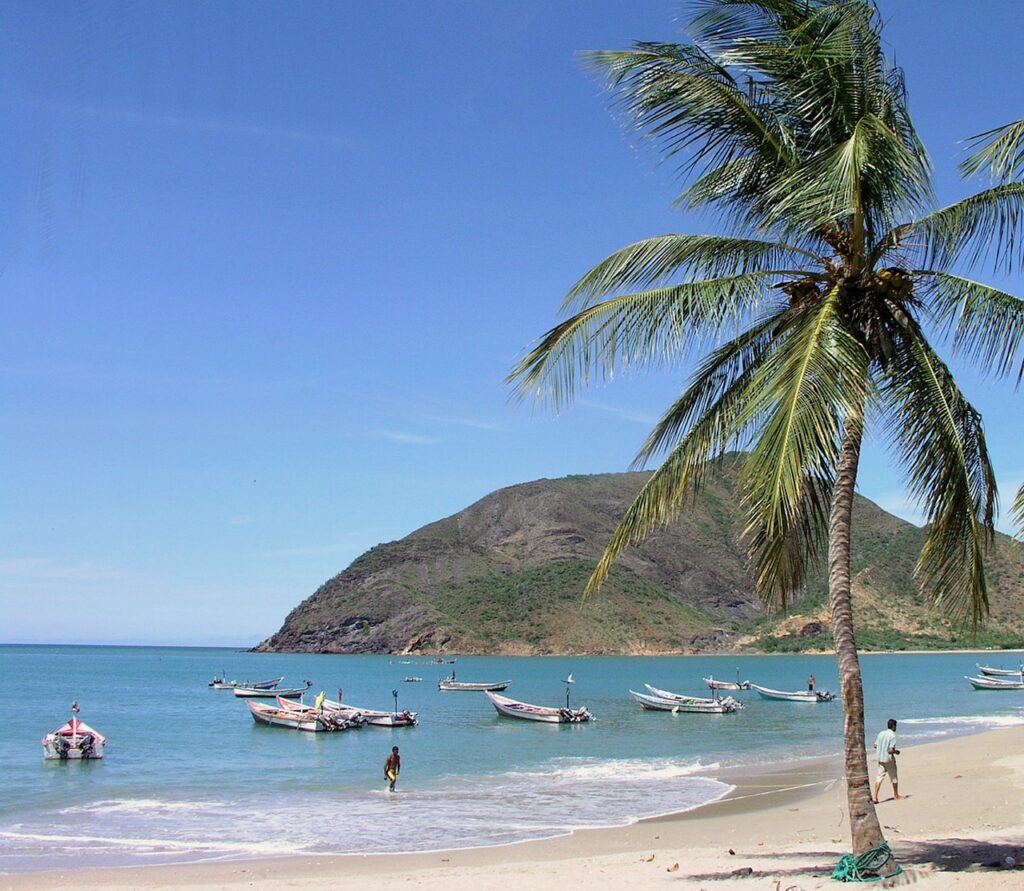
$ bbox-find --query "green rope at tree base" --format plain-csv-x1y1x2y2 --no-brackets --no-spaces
832,842,903,883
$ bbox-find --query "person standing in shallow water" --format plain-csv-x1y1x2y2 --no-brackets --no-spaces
807,675,816,692
384,746,401,792
872,718,903,803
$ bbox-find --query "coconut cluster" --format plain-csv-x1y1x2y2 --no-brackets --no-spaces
870,267,913,300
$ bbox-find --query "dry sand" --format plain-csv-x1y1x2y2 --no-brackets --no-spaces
7,725,1024,890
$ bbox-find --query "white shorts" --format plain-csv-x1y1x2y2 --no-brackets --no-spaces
876,760,897,782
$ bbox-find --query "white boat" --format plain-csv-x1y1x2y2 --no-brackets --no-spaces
643,683,723,705
247,700,363,732
402,676,423,683
277,696,418,727
438,675,511,692
485,691,593,723
42,704,106,760
976,664,1024,678
233,680,312,698
750,683,834,703
966,675,1024,690
703,676,751,691
210,675,283,690
630,690,741,713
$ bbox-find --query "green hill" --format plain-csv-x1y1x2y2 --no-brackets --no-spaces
256,460,1024,654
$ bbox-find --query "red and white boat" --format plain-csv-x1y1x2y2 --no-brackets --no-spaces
42,703,106,760
246,700,362,732
276,696,418,727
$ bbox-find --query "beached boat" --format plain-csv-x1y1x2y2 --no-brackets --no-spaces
703,676,751,691
976,664,1024,678
42,704,106,760
247,700,362,732
750,683,834,703
437,675,511,692
966,675,1024,690
233,680,312,699
209,675,283,690
276,696,419,727
630,690,741,713
485,691,593,723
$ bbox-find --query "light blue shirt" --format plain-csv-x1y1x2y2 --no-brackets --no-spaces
874,728,897,763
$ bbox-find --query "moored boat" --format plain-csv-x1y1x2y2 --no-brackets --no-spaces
277,696,419,727
233,680,312,698
402,676,423,683
42,703,106,760
437,675,511,692
246,700,362,731
485,691,593,723
976,664,1024,678
210,675,283,690
703,676,751,691
643,683,722,705
750,683,834,702
966,675,1024,690
630,690,741,713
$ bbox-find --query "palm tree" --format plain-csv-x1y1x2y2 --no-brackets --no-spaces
509,0,1024,864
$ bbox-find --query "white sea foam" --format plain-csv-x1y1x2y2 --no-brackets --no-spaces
59,798,229,816
901,713,1024,728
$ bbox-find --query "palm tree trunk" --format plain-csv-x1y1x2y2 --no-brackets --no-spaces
828,411,889,858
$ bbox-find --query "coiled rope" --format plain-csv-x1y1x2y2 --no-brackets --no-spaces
831,841,902,882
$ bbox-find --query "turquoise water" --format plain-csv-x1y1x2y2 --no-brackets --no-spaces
2,645,1023,873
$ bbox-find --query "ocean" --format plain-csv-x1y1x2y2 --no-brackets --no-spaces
2,645,1022,873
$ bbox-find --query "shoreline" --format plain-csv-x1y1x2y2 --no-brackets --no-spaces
9,724,1024,890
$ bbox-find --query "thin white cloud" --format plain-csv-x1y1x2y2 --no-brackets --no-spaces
578,399,659,426
35,99,361,148
420,413,503,432
375,430,440,445
0,557,133,583
228,515,254,526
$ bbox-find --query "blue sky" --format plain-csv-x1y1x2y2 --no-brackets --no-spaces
3,1,1023,646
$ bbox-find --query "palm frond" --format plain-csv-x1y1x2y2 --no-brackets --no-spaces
880,321,996,626
960,118,1024,184
565,234,818,310
916,271,1024,382
739,284,871,605
632,306,791,465
1013,484,1024,540
508,272,778,411
762,113,931,240
899,183,1024,275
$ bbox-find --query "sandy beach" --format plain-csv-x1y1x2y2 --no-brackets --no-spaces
7,723,1023,890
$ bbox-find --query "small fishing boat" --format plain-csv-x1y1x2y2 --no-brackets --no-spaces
246,701,362,732
437,674,511,692
277,696,419,727
402,676,423,683
233,680,312,698
630,690,741,713
485,691,593,723
966,675,1024,690
42,703,106,760
703,676,751,691
750,683,834,703
209,675,283,690
976,664,1024,678
643,683,725,705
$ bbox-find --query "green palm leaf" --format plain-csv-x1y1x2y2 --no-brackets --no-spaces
880,324,996,626
961,118,1024,184
916,271,1024,381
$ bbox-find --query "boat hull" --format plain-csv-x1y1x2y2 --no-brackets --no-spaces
485,691,592,723
967,675,1024,690
234,682,311,699
438,680,511,692
750,684,834,702
630,690,739,713
976,664,1024,678
277,697,418,727
210,676,283,690
247,701,361,731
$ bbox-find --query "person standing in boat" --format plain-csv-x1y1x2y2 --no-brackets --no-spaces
872,718,903,803
807,675,816,692
384,746,401,793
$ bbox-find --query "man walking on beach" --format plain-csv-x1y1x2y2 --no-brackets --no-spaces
384,746,401,793
872,718,903,803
